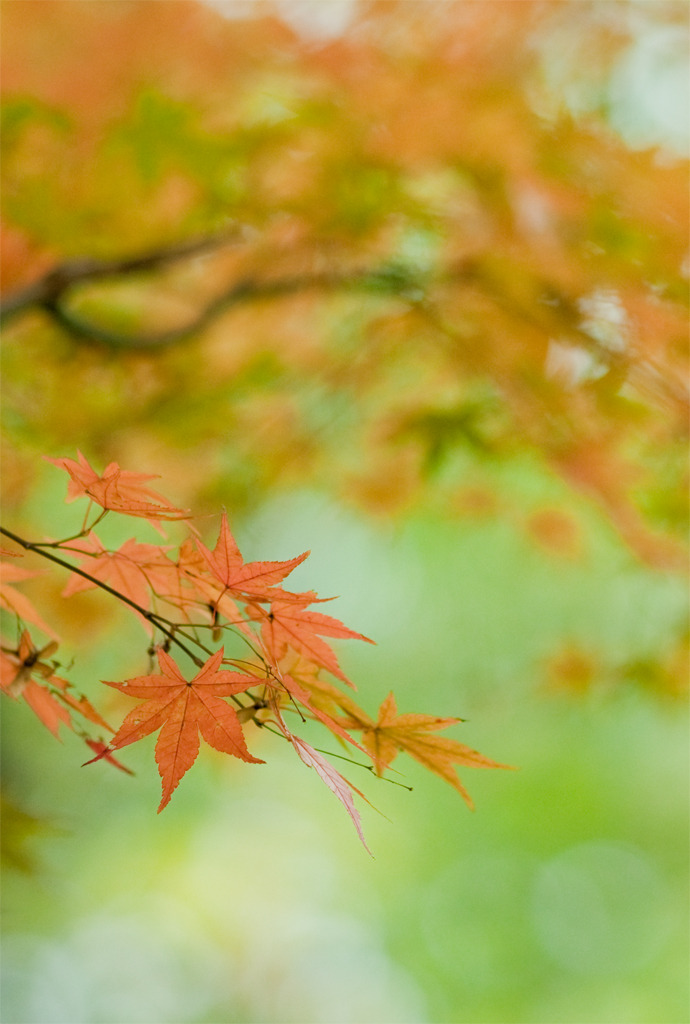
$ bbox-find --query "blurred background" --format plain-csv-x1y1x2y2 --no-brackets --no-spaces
1,2,688,1022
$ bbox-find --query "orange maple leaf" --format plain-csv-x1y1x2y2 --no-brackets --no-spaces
98,648,264,810
5,675,71,737
62,534,178,627
286,668,369,723
0,559,59,639
196,511,309,603
0,629,111,737
1,633,70,736
45,450,190,528
260,598,374,686
346,692,514,808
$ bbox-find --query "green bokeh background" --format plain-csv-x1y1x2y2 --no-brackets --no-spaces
2,468,688,1023
1,2,689,1022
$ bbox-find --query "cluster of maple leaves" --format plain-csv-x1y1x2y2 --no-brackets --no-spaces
0,453,509,848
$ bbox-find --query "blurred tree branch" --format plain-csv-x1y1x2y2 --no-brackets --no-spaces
0,231,417,348
0,230,240,326
1,231,686,417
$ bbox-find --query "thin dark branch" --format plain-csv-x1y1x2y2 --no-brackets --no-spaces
0,525,204,667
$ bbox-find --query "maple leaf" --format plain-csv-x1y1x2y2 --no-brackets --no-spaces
269,670,369,753
0,629,114,736
83,739,135,775
161,538,208,605
287,668,369,723
98,648,264,811
142,538,227,627
61,534,177,627
196,511,309,602
260,598,374,686
0,559,59,639
45,450,190,528
290,735,372,855
1,631,70,736
0,630,54,695
347,692,514,809
19,680,72,737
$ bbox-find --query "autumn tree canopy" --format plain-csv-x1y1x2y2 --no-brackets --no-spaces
0,1,688,829
2,0,687,558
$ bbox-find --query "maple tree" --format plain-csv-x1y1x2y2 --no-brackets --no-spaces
0,1,687,577
0,453,511,847
0,0,687,854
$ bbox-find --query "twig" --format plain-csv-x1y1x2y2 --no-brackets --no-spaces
0,525,204,667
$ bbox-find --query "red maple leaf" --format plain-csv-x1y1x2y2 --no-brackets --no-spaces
196,511,309,603
97,648,264,810
260,598,374,686
45,450,190,528
83,739,135,775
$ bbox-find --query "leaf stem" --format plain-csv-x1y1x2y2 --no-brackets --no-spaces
28,508,109,548
309,746,413,789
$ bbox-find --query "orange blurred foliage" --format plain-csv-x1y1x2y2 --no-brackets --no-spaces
1,0,687,574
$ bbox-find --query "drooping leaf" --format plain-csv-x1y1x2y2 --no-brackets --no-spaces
290,734,372,855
